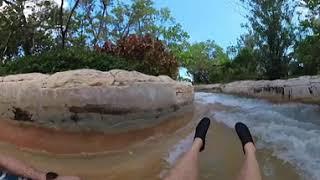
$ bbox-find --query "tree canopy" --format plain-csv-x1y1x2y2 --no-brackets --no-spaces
0,0,188,58
1,0,320,83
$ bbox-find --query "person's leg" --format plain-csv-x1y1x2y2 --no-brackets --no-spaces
165,118,211,180
235,122,262,180
0,153,80,180
164,138,203,180
0,154,45,180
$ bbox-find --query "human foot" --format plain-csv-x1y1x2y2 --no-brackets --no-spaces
194,117,211,152
45,172,58,180
235,122,255,154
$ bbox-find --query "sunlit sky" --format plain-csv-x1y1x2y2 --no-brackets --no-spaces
155,0,248,49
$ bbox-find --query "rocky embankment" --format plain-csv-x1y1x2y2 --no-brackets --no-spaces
196,76,320,104
0,69,194,132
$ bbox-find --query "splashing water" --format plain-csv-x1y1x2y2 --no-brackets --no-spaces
195,92,320,180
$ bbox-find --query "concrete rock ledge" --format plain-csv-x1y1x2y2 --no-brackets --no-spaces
195,76,320,104
0,69,194,132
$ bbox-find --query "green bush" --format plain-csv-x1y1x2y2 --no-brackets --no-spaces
0,48,138,76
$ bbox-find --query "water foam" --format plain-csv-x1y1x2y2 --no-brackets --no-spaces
196,92,320,179
165,133,194,165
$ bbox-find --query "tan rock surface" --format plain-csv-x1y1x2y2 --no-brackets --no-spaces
0,69,194,132
195,76,320,104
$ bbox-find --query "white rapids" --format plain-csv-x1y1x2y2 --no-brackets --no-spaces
190,92,320,180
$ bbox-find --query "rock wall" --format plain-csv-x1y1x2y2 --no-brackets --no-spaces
0,69,194,132
195,76,320,104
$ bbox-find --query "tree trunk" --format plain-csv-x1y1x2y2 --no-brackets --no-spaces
62,0,80,48
60,0,65,49
93,0,108,46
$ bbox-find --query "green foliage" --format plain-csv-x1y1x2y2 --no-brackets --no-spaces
0,0,189,60
177,40,233,84
4,0,320,83
299,0,320,34
293,0,320,76
178,41,215,83
0,0,186,79
241,0,295,80
73,0,189,48
231,48,258,80
0,0,58,60
295,35,320,75
0,48,136,76
97,34,179,79
176,38,261,84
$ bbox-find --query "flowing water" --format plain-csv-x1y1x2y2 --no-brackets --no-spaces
194,92,320,180
0,92,319,179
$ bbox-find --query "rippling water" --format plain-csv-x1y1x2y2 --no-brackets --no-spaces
195,92,320,180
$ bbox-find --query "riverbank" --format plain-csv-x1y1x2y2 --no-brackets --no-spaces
0,105,194,155
195,75,320,104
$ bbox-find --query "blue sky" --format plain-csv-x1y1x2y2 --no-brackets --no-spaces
155,0,248,50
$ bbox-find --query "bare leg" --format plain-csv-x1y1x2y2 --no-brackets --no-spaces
237,142,262,180
0,154,80,180
0,154,45,180
165,138,203,180
235,122,262,180
165,117,210,180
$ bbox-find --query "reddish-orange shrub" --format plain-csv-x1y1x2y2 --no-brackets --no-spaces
96,34,178,79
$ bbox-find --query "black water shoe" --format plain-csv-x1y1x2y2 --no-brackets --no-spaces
194,117,211,152
235,122,254,154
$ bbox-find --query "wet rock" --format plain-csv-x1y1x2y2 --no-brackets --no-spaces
12,107,33,122
195,84,223,93
0,69,194,132
195,76,320,104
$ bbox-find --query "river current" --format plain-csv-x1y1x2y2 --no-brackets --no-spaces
189,92,320,179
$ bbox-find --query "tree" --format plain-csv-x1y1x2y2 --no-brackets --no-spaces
0,0,58,62
110,0,158,40
0,0,191,79
75,0,113,47
179,41,213,83
294,0,320,75
241,0,296,80
62,0,189,52
59,0,80,49
179,40,231,84
232,47,258,80
227,32,259,80
109,0,189,47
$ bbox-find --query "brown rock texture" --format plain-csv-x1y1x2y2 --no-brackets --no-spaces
0,69,194,132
